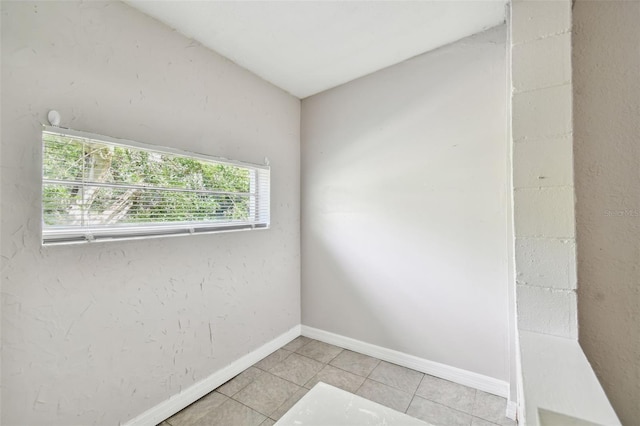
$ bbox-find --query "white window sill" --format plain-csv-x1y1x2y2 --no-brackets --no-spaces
519,330,621,426
42,223,269,246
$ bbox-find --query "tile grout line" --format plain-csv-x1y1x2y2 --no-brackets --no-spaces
165,338,512,426
264,340,344,423
405,392,418,415
228,371,304,412
242,339,340,420
195,392,269,425
404,373,428,413
223,345,307,421
412,394,479,418
219,366,267,399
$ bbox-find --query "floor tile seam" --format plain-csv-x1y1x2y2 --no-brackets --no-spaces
411,394,479,418
415,371,427,393
202,390,232,406
278,373,312,389
301,367,367,391
268,387,310,422
271,342,503,422
412,392,479,415
364,375,417,396
413,381,479,398
472,387,480,406
281,343,306,353
227,387,499,426
323,360,374,379
168,389,233,426
292,348,344,365
328,361,381,379
184,394,266,424
255,349,294,370
420,372,477,390
369,361,425,393
229,391,278,419
286,350,332,367
219,371,265,398
259,368,309,391
293,338,314,351
176,375,498,425
300,372,359,392
177,367,505,425
404,391,420,415
470,388,502,422
324,348,345,365
255,360,289,373
353,377,367,395
362,358,382,380
290,342,380,377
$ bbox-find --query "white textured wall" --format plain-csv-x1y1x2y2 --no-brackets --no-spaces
510,1,577,422
573,1,640,424
301,26,510,382
511,0,577,339
0,2,300,425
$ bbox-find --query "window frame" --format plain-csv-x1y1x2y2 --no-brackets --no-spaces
41,126,270,246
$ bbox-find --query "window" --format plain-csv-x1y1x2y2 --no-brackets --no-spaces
42,127,269,245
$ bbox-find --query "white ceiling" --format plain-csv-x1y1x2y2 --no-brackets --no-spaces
126,1,507,99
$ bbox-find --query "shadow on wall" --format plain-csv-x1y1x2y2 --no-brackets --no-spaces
301,26,509,378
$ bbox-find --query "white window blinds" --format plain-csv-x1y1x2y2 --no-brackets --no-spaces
42,127,270,245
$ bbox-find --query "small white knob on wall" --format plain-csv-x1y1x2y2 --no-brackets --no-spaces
47,110,61,126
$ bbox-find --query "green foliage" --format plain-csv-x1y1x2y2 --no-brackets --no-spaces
43,133,253,227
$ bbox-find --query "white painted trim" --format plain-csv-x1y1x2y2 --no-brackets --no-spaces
506,400,517,420
519,330,621,426
123,325,301,426
301,325,509,398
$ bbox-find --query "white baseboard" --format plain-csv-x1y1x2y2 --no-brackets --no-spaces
301,325,509,398
506,400,517,420
123,324,301,426
125,324,512,426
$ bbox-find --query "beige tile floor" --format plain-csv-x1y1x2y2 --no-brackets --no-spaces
159,336,516,426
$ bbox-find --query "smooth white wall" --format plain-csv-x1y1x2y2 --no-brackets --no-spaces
0,2,300,425
301,26,510,381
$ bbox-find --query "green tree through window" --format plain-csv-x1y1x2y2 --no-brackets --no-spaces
42,130,269,244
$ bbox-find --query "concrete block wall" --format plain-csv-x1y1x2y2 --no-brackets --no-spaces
510,4,623,424
511,0,577,339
